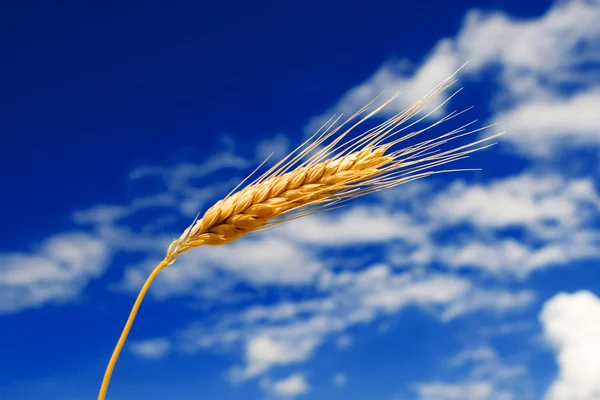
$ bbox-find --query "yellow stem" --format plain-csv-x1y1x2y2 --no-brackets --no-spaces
98,258,169,400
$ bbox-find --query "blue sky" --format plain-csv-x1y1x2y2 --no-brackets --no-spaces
1,0,600,399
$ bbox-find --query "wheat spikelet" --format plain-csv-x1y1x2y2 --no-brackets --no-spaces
170,146,393,247
98,72,503,400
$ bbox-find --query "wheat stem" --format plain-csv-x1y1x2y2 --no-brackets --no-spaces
98,258,169,400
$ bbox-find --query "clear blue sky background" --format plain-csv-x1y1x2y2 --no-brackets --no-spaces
1,1,599,399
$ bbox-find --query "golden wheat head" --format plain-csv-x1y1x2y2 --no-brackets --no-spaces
98,72,503,399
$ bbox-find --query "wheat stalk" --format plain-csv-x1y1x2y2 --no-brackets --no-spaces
97,72,503,399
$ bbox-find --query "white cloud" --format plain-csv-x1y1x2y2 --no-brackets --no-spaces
178,178,241,217
377,321,392,335
540,291,600,400
449,346,496,366
75,177,240,229
264,373,310,398
432,234,600,278
333,372,347,387
72,204,129,226
361,273,470,313
224,312,340,379
237,300,335,325
195,238,323,286
129,152,250,191
73,193,177,226
415,344,529,400
477,321,533,337
0,233,109,313
415,381,493,400
255,133,291,164
441,289,536,321
494,89,600,156
86,224,173,255
236,335,319,379
336,334,352,350
278,206,427,246
130,337,171,359
429,174,599,231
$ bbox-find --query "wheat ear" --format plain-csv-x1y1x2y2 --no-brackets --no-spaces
98,73,503,399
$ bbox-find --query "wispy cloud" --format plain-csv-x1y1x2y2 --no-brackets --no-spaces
493,90,600,156
333,372,347,387
415,344,530,399
415,381,494,400
0,233,109,313
130,337,171,359
73,193,177,226
255,133,291,165
262,373,310,398
129,152,250,191
276,206,427,246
